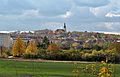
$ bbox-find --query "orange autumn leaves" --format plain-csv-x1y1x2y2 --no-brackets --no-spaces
12,36,26,56
12,36,37,56
47,43,60,52
12,37,60,57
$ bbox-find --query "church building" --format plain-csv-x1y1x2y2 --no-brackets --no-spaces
55,23,67,34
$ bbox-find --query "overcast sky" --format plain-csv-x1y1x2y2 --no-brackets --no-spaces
0,0,120,32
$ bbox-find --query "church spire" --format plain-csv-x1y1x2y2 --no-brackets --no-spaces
64,23,67,32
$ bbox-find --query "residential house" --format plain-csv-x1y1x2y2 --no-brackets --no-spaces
34,29,54,38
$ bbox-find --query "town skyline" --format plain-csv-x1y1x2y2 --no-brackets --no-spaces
0,23,120,35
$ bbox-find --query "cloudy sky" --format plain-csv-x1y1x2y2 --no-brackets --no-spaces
0,0,120,32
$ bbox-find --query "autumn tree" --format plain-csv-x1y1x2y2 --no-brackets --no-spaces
47,43,60,51
26,40,37,54
108,43,115,50
115,42,120,53
83,42,92,49
72,42,80,49
108,42,120,53
12,36,26,57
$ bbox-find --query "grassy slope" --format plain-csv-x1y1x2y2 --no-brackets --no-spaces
0,60,120,77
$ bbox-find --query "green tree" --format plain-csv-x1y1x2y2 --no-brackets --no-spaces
60,41,71,50
37,36,50,49
102,42,111,50
12,36,26,57
93,44,102,51
43,36,50,48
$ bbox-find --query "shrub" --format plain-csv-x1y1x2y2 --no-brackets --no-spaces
22,54,38,59
21,48,117,63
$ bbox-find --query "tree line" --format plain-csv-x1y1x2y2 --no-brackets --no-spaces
0,36,120,63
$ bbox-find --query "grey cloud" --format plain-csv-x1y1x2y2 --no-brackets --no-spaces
96,22,120,32
30,0,71,16
0,0,33,15
0,0,120,32
74,0,110,7
0,0,72,17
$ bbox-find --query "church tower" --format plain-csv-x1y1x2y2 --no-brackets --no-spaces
64,23,67,32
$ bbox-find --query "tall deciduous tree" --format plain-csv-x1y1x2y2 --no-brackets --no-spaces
43,36,50,49
37,36,50,49
26,40,37,54
115,42,120,53
12,36,26,57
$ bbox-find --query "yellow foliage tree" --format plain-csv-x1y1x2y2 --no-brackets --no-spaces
72,42,79,49
12,36,26,57
26,40,37,54
83,42,92,49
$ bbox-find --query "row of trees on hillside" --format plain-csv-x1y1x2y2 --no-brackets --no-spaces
12,36,60,57
11,36,120,63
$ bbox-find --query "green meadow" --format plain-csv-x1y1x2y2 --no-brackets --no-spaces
0,60,120,77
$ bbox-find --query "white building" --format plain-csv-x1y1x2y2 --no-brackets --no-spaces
0,33,12,48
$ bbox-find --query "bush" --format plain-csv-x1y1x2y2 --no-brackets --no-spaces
21,48,118,63
0,50,12,58
22,54,38,59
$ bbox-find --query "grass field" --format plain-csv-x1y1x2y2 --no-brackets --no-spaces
0,60,120,77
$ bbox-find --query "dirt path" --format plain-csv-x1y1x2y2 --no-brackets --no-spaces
0,58,96,64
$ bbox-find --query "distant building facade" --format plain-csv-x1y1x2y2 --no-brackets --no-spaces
0,33,12,48
10,31,35,45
